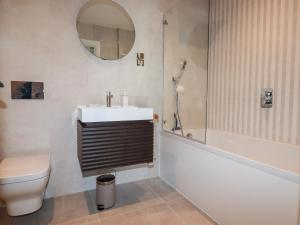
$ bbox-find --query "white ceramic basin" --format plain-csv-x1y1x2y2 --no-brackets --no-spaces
77,105,153,123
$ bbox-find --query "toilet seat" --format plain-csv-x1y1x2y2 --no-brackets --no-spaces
0,154,50,185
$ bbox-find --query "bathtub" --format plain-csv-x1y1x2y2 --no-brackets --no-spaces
159,129,300,225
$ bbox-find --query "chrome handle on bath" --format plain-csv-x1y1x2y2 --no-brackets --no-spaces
106,91,113,107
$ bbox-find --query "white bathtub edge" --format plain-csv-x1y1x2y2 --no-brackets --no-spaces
161,131,300,184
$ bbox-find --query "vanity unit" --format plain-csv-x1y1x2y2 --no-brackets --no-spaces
75,0,154,173
77,106,154,172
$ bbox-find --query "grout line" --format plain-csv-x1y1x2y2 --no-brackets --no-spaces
143,178,183,204
141,178,180,205
96,214,102,225
62,195,65,223
166,204,192,225
97,200,165,221
167,199,217,225
163,195,184,204
159,177,220,225
147,178,216,225
141,179,163,199
142,178,184,204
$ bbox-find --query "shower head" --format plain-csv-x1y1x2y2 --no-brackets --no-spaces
172,60,188,83
176,85,184,93
182,60,187,70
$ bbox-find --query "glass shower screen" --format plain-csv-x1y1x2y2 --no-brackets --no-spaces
163,0,210,143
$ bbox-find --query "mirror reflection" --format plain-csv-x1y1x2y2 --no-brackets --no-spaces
77,0,135,60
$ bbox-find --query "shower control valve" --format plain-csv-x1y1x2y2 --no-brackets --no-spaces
261,88,273,108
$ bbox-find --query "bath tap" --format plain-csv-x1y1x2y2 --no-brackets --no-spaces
106,91,113,107
171,113,182,131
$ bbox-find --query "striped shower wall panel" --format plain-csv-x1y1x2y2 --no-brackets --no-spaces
208,0,300,146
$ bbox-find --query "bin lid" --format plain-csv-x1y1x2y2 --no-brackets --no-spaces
97,174,115,185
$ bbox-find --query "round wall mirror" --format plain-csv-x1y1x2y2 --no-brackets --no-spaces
77,0,135,60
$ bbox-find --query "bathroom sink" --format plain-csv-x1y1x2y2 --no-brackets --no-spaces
77,105,153,123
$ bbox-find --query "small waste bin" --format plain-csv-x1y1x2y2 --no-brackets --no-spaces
96,174,116,210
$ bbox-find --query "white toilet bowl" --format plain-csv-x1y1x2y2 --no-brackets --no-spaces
0,154,51,216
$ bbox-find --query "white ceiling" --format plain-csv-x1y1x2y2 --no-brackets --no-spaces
77,0,135,31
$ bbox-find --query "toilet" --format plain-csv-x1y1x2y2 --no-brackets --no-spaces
0,154,51,216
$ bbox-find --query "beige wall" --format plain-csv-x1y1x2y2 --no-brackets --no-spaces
0,0,172,198
208,0,300,146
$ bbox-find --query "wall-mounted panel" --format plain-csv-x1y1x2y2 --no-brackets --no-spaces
11,81,44,100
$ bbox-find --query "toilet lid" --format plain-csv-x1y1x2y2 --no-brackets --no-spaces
0,154,50,185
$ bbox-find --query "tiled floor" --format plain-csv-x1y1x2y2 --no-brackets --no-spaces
0,178,217,225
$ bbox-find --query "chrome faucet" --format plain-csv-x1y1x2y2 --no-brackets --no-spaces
106,91,113,107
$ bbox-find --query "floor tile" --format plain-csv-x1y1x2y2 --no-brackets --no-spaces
144,178,183,202
62,214,101,225
13,192,95,225
168,198,217,225
97,180,163,218
14,196,64,225
114,181,160,207
0,206,14,225
62,192,92,222
85,190,100,214
1,178,217,225
101,203,185,225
